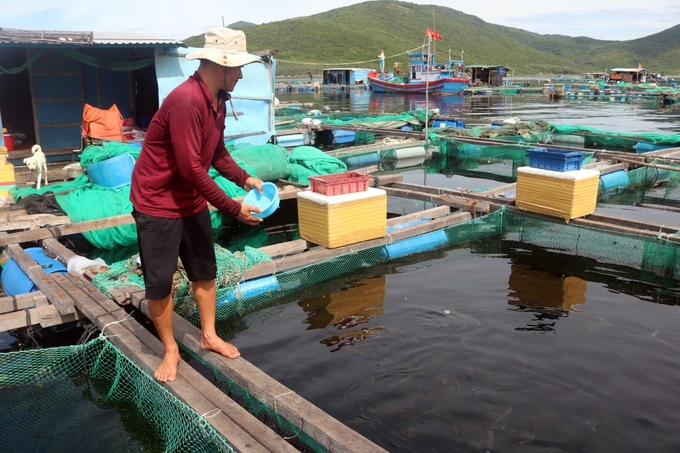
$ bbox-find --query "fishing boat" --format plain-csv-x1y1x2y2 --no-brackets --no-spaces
367,29,470,94
367,72,448,93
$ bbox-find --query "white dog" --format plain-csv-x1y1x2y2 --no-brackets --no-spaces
23,144,48,190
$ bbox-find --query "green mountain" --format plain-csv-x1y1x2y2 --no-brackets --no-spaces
184,0,680,76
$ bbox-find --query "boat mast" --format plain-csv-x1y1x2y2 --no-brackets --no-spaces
432,9,436,68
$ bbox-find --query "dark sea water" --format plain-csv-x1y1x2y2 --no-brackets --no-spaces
226,89,680,451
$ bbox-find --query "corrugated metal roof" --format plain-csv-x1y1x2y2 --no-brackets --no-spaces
0,27,183,47
93,31,183,46
0,28,93,45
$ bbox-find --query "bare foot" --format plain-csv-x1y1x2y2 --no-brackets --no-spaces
155,348,181,382
201,334,240,359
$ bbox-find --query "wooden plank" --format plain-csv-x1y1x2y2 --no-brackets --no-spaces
7,244,74,314
241,211,472,281
382,186,490,213
388,181,511,210
0,291,48,314
42,237,78,263
92,314,274,453
585,162,627,175
127,318,299,453
38,304,81,328
108,286,143,306
386,205,451,226
0,214,133,246
477,183,516,197
0,214,71,232
136,300,388,453
607,155,680,172
0,185,301,246
372,173,404,186
257,239,309,258
0,304,79,332
72,286,294,453
65,273,128,314
581,213,680,235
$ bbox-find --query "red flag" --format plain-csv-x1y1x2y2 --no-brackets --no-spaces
426,28,434,39
434,29,443,40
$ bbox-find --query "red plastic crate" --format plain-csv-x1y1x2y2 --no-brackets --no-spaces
309,171,372,196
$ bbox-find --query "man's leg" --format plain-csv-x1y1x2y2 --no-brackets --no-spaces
147,294,181,381
192,279,240,358
133,209,183,382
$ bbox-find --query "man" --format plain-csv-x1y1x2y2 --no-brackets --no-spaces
130,28,264,382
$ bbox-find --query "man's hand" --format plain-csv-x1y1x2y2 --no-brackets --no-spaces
236,202,263,226
244,176,263,193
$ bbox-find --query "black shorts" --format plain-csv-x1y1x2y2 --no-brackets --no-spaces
132,207,216,300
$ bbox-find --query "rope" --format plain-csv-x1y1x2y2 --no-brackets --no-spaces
272,391,302,440
78,322,99,345
276,46,423,67
98,312,134,339
200,408,223,419
24,309,41,348
44,223,62,239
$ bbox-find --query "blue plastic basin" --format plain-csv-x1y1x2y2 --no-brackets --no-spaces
244,182,280,218
86,153,135,188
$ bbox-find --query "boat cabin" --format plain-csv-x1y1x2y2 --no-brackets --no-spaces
466,65,508,86
606,67,649,84
322,68,370,86
407,46,464,82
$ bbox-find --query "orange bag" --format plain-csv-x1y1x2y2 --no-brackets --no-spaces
82,103,126,142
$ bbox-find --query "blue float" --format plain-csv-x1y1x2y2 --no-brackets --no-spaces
217,275,280,306
383,230,448,260
1,247,68,297
634,142,675,154
344,152,380,169
599,170,630,195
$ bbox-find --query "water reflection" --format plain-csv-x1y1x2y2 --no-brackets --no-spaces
298,276,386,352
507,264,587,332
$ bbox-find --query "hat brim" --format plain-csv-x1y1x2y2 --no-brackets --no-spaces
186,50,262,67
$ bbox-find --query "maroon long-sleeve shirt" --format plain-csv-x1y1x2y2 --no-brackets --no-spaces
130,72,249,218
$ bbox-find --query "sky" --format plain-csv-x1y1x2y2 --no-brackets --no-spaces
1,0,679,42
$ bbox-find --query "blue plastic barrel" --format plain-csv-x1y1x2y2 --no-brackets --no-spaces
433,120,465,129
382,230,448,260
634,142,674,154
599,170,629,195
1,247,67,297
344,152,380,169
333,130,357,144
217,275,280,306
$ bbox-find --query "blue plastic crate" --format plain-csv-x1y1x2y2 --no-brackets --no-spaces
525,147,585,172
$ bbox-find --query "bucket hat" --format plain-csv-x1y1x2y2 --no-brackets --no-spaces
186,28,261,67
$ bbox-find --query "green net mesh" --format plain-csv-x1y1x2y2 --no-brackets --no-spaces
550,124,680,149
0,337,236,453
